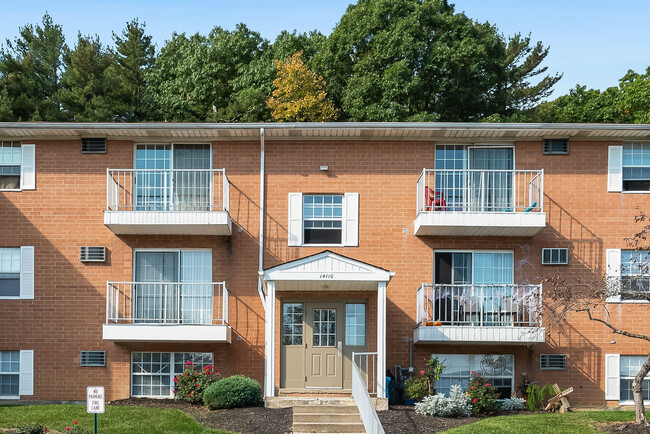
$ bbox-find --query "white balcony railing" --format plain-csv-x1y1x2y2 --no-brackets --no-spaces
416,169,543,214
416,283,542,328
106,281,228,325
106,169,229,212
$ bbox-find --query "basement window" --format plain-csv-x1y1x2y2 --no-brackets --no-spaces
540,354,566,370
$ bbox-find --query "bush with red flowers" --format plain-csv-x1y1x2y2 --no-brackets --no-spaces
173,361,221,404
465,371,499,415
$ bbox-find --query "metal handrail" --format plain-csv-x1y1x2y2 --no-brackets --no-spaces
352,351,384,434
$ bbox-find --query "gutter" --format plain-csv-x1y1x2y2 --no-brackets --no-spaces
258,127,266,310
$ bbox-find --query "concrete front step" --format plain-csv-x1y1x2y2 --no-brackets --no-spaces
292,422,365,433
294,404,359,414
268,396,357,408
294,412,363,423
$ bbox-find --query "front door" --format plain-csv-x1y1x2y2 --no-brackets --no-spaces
305,303,343,388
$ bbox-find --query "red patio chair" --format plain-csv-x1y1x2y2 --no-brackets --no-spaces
425,186,446,211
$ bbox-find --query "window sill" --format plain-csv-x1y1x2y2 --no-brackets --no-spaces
621,191,650,194
0,395,20,400
0,189,21,192
299,244,346,248
606,299,650,304
0,296,23,300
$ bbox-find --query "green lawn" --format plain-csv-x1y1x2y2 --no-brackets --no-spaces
441,410,645,434
0,404,232,434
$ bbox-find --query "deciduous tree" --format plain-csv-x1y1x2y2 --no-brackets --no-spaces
266,51,337,122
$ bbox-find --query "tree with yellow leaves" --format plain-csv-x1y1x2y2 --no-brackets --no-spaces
266,51,337,122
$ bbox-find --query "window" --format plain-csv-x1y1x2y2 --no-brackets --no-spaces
133,250,212,324
622,143,650,191
345,304,366,346
131,352,213,397
0,247,33,300
303,195,343,244
620,356,650,403
621,250,650,300
0,350,32,398
540,354,567,370
288,193,359,246
434,354,514,399
0,142,35,191
541,248,569,265
282,303,303,345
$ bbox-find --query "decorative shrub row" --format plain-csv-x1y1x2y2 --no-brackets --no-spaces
203,375,262,409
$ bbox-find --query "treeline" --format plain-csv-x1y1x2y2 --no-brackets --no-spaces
1,0,643,124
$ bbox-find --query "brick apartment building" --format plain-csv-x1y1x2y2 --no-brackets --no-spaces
0,122,649,409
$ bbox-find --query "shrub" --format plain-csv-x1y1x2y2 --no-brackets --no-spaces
388,379,405,405
424,356,446,394
466,371,499,415
203,375,262,409
17,424,45,434
415,385,471,417
525,383,558,411
173,361,221,404
500,397,526,411
404,376,429,401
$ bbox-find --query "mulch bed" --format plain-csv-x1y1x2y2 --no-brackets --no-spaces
379,405,482,433
110,398,293,433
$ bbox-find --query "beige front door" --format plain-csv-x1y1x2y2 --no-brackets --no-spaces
305,302,343,388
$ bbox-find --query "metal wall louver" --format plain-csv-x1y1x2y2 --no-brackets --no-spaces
80,246,106,262
540,354,566,370
542,248,569,265
542,139,569,155
80,351,106,367
81,138,107,154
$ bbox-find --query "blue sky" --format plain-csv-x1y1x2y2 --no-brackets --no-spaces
1,0,649,98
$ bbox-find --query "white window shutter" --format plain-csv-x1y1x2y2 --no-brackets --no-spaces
605,353,620,400
343,193,359,247
19,350,34,396
606,249,621,302
20,246,35,300
20,144,36,190
288,193,303,246
607,146,622,192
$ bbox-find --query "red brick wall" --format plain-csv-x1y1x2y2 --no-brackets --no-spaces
1,137,649,407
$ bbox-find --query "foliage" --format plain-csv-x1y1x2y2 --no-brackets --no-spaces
525,383,558,411
414,385,472,417
466,372,499,415
173,361,221,404
266,51,337,122
0,13,67,121
388,378,405,405
203,375,262,409
404,376,429,401
16,423,46,434
64,420,90,433
0,404,229,433
424,356,446,393
499,397,526,411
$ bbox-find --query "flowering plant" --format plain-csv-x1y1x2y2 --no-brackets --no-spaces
174,361,221,404
63,420,89,434
465,371,499,415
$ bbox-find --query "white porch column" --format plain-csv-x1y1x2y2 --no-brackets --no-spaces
376,281,387,398
264,281,276,398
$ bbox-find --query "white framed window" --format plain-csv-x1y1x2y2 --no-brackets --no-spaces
433,354,514,399
608,143,650,192
606,354,650,404
281,303,303,346
0,247,34,300
131,352,213,397
345,303,366,346
0,350,33,399
541,248,569,265
288,193,359,246
0,142,35,191
606,249,650,302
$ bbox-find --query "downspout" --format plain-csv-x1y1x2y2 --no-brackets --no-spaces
258,128,266,311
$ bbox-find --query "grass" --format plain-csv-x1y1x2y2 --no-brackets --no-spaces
0,404,233,434
441,410,646,434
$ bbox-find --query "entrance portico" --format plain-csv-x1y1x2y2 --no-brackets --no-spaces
260,251,394,401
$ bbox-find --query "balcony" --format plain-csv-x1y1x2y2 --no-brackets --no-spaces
103,281,231,343
414,169,546,236
414,283,545,344
104,169,231,235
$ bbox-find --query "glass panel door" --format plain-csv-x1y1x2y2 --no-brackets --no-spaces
173,144,211,211
179,251,212,324
474,252,513,325
135,145,172,210
469,148,514,212
134,252,179,323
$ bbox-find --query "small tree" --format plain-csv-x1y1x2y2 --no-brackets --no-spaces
266,51,337,122
545,211,650,426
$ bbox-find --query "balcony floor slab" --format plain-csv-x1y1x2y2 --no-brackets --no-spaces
104,210,232,235
414,211,546,236
103,324,232,343
414,325,545,344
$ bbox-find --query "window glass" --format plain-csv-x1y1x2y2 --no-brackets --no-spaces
0,248,20,297
621,250,650,300
0,142,21,190
313,309,336,347
435,354,514,399
345,304,366,346
622,143,650,191
303,195,343,244
131,352,212,397
620,356,650,402
282,303,303,346
0,351,19,396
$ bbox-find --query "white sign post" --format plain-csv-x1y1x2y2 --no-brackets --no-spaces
87,386,105,434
